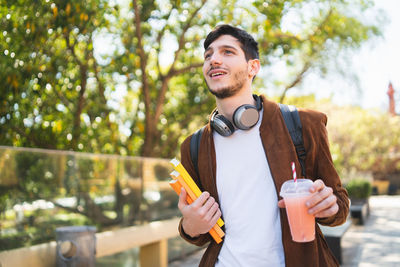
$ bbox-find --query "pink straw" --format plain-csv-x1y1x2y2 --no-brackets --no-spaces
291,162,297,182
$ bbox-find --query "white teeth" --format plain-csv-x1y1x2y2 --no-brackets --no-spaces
211,72,224,77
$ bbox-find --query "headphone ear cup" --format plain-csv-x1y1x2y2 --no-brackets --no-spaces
233,105,260,130
211,113,235,137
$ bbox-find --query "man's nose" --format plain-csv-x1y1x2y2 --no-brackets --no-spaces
210,53,222,65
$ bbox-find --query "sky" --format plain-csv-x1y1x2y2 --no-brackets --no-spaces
299,0,400,111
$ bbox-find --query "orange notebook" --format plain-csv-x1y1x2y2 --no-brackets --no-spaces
169,179,224,237
169,179,224,244
170,158,224,228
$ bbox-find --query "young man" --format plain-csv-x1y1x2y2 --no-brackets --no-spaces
177,24,349,267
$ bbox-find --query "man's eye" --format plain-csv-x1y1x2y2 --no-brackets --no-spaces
225,50,233,54
204,54,211,59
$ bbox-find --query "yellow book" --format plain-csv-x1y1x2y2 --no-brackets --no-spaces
169,175,225,238
168,179,224,243
170,170,198,202
170,158,224,228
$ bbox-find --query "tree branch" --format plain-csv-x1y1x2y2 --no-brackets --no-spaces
153,0,208,123
155,9,174,78
11,125,44,148
132,0,151,119
168,62,203,77
71,56,88,150
154,62,203,120
305,8,333,44
169,0,207,74
63,31,82,66
279,9,333,103
54,88,71,108
279,61,311,103
90,35,107,106
270,32,301,42
52,202,83,214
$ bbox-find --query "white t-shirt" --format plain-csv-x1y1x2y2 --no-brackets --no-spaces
214,111,285,267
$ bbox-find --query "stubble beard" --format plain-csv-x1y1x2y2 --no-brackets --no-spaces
206,69,247,99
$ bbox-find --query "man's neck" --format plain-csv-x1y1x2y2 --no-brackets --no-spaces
215,88,256,121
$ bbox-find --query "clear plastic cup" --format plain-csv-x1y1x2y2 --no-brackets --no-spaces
280,179,315,242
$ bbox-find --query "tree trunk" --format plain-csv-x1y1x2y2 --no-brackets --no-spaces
142,116,158,157
82,192,116,226
71,65,87,150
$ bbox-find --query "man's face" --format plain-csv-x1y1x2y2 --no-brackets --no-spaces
202,35,251,99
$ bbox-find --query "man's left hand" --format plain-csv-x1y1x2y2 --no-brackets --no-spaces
278,179,339,218
306,179,339,218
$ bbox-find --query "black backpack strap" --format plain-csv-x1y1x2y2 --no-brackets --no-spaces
279,104,306,177
190,126,205,178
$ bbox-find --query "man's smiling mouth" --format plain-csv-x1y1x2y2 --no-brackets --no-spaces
208,69,228,78
211,72,225,77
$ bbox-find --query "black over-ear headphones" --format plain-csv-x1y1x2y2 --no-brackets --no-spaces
210,94,262,137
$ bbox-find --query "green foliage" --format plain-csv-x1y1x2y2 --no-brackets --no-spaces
251,0,382,101
324,105,400,179
14,152,59,200
0,147,180,251
0,0,119,153
345,179,372,199
0,212,92,251
0,0,383,159
283,95,400,180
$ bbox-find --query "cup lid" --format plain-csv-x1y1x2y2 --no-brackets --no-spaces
280,179,313,197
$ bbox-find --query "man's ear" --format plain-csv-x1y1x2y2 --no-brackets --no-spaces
248,59,260,78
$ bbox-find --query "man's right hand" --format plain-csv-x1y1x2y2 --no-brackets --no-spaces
178,187,222,238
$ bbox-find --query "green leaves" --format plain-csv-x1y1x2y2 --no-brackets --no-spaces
0,0,383,158
345,179,372,199
1,1,118,152
284,94,400,182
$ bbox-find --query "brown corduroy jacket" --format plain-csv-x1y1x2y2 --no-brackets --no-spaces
178,95,349,267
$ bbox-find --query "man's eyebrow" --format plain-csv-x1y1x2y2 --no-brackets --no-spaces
204,47,213,54
219,45,238,51
204,45,238,54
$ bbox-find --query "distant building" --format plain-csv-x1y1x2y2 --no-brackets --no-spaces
387,82,396,116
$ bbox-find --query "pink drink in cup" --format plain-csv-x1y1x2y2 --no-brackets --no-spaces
280,179,315,242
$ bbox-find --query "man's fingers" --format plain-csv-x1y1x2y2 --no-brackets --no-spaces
306,186,333,208
201,196,216,212
192,191,211,208
305,179,339,217
309,194,338,216
310,179,325,193
178,190,221,236
178,187,188,210
277,199,285,208
203,202,219,222
314,202,339,218
210,207,222,226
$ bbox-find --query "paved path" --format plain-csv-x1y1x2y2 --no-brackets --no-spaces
341,195,400,267
170,195,400,267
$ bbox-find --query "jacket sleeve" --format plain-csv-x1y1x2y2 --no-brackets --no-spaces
302,111,350,226
177,136,212,246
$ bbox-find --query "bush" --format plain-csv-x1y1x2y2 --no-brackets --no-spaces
345,179,372,199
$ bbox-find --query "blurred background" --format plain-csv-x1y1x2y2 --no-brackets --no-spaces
1,0,399,265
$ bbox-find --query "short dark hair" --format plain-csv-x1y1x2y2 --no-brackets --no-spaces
204,24,259,61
